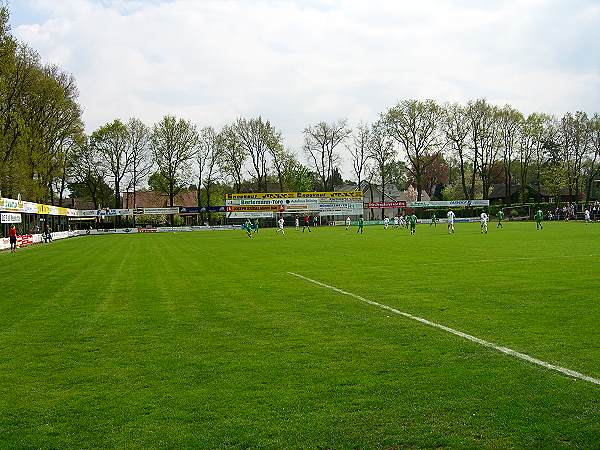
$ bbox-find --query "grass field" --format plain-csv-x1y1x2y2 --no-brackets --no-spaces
1,221,600,448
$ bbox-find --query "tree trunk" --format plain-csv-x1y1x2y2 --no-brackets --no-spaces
381,176,385,220
169,182,174,225
207,186,212,226
115,178,120,209
368,183,374,220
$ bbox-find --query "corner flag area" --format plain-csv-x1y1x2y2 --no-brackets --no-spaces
1,222,599,448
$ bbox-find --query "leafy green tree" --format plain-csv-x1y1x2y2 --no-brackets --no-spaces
303,120,350,190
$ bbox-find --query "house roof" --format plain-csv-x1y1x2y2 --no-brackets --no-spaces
122,190,199,208
489,183,522,199
359,182,430,202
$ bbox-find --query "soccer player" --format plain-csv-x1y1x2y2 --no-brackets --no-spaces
383,216,389,229
535,209,544,230
303,215,311,233
242,221,252,238
345,216,351,230
295,216,300,231
277,216,285,235
497,209,504,229
313,215,318,228
430,212,437,228
357,216,364,234
408,214,417,235
480,211,488,234
9,225,17,253
447,209,455,234
585,209,591,224
253,218,260,233
393,216,399,228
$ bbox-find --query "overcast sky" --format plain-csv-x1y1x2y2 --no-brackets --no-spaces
9,0,600,174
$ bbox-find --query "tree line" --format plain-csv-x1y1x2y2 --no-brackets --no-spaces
2,6,599,212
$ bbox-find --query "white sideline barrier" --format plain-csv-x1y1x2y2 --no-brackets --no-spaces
0,225,242,250
1,230,80,251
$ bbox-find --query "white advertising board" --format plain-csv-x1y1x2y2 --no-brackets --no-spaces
228,212,274,219
1,213,21,223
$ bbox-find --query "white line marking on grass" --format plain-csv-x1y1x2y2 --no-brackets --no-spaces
288,271,600,386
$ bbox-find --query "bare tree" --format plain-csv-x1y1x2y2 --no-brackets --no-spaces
368,122,396,218
218,125,245,193
383,99,444,201
150,115,198,208
560,111,591,203
519,113,548,203
303,119,350,190
197,126,221,223
270,145,296,193
348,122,371,189
498,105,523,205
466,99,502,199
584,114,600,203
235,116,277,192
125,118,152,209
442,103,473,199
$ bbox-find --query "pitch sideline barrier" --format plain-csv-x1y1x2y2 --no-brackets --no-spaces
0,230,82,251
333,217,483,226
0,226,244,251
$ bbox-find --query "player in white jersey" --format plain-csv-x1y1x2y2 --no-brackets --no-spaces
480,211,488,234
277,217,285,235
447,209,455,234
345,216,351,230
295,216,300,230
383,216,389,229
393,216,399,228
585,209,591,224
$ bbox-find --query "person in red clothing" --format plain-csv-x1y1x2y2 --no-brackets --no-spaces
302,215,311,233
9,225,17,253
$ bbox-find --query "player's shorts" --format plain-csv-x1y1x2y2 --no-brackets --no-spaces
10,236,17,244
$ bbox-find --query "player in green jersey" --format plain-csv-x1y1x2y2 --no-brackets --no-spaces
497,210,504,229
535,209,544,230
357,216,364,234
409,214,417,235
430,212,437,228
242,221,252,238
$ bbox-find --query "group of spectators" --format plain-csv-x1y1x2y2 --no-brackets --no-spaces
5,224,54,254
547,202,600,221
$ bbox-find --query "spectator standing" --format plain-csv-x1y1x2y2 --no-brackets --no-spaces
9,225,17,253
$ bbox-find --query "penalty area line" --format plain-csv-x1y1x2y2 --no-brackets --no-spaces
287,271,600,386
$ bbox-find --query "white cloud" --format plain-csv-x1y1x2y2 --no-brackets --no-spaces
13,0,600,177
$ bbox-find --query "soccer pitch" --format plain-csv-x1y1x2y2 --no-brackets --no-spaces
1,222,599,448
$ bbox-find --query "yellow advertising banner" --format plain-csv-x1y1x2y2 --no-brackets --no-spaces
226,191,362,200
37,204,50,215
